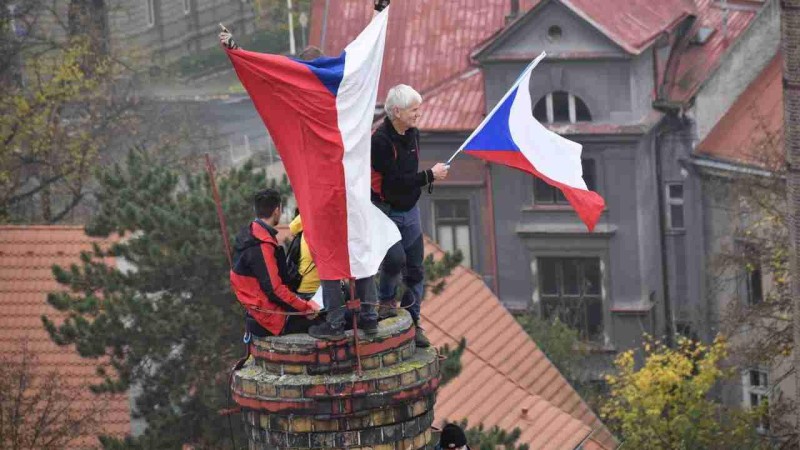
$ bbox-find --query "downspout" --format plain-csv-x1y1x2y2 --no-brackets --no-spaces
656,124,676,347
484,162,500,294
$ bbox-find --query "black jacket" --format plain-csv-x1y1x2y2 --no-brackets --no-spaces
371,117,433,211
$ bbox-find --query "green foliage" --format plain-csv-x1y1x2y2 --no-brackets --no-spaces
602,336,769,450
516,314,586,382
444,419,529,450
424,249,463,295
438,337,466,386
42,149,289,448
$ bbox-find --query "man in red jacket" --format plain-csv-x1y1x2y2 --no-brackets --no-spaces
230,189,320,336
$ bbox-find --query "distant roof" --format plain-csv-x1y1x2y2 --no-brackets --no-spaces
696,52,782,167
0,226,130,448
420,239,618,450
666,0,762,103
473,0,696,58
417,69,485,132
308,0,540,102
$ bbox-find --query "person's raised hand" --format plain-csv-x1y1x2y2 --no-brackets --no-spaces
374,0,390,12
431,162,449,181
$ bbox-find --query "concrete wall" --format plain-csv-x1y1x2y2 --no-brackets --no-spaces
693,0,780,143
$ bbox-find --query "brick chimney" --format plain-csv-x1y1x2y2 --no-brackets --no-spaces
232,311,440,449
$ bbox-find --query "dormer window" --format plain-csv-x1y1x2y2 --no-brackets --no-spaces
533,91,592,124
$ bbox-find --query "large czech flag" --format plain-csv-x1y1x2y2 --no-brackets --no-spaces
225,8,400,280
460,52,605,231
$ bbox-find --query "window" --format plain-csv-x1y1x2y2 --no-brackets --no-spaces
538,257,603,341
533,91,592,124
534,159,596,204
547,25,563,42
145,0,155,27
742,243,764,306
666,183,684,230
183,0,191,14
743,369,770,432
434,200,472,268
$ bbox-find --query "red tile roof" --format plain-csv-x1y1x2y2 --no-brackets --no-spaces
420,239,618,450
309,0,540,102
417,69,485,132
696,52,782,166
0,226,130,448
667,0,760,103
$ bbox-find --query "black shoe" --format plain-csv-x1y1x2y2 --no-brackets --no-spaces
414,326,430,348
378,302,398,320
308,322,346,341
358,317,379,335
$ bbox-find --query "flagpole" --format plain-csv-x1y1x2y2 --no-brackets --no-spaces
444,51,547,167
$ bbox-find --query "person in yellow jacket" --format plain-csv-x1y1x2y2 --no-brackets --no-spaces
289,215,320,299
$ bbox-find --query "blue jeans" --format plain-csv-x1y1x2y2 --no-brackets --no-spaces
379,206,425,322
321,278,377,329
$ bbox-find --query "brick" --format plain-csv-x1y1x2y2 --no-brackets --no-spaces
345,415,371,430
371,408,394,426
335,430,360,447
241,379,257,395
372,444,394,450
414,430,429,448
417,364,430,379
282,363,306,375
401,345,415,360
257,383,277,398
382,351,398,366
309,432,337,448
362,355,381,370
378,376,400,391
286,432,311,447
313,418,340,432
412,400,428,417
291,416,312,433
259,414,270,430
280,386,303,399
358,425,384,444
400,371,418,387
270,415,289,432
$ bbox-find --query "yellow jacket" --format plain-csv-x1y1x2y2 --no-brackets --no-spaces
289,216,320,294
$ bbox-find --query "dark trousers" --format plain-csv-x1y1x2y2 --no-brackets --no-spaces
321,277,378,329
378,206,424,322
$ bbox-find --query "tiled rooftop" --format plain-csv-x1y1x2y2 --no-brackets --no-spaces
0,226,130,448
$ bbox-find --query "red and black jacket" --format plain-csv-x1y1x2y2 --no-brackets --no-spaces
229,219,316,335
371,117,434,212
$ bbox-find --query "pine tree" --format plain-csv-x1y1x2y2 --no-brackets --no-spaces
42,149,290,448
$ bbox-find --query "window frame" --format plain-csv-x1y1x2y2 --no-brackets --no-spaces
536,257,604,342
433,199,473,268
534,91,592,124
665,182,685,230
742,368,770,432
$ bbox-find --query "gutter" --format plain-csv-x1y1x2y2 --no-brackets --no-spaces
690,156,776,178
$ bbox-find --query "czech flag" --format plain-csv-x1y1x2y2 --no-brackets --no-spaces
460,52,605,231
225,8,400,280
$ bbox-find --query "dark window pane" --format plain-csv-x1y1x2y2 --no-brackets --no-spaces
552,91,570,122
669,184,684,199
670,205,684,229
586,297,603,341
453,200,469,219
750,370,762,387
539,259,560,295
534,178,556,203
534,97,548,123
582,159,596,192
575,96,592,121
748,267,763,305
562,259,580,295
584,259,601,295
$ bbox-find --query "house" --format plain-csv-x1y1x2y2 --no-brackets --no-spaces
0,226,130,448
421,239,618,449
308,0,779,362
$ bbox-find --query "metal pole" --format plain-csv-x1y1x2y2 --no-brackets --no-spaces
205,154,233,270
287,0,296,55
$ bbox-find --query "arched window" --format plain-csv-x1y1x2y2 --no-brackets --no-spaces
533,91,592,124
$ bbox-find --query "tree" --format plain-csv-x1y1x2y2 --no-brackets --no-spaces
517,314,587,383
0,340,107,450
438,337,467,386
601,336,768,450
0,1,143,224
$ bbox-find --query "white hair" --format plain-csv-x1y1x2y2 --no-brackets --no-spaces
384,84,422,120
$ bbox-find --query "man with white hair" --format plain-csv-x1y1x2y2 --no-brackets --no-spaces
371,84,449,348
